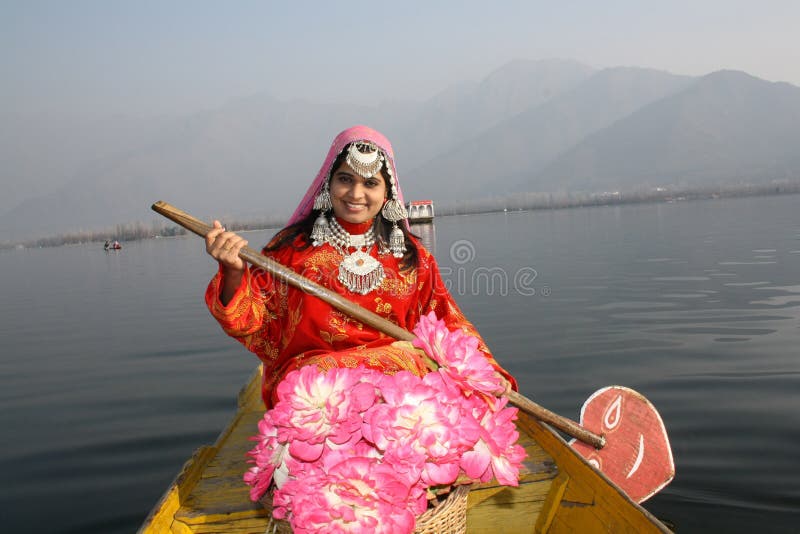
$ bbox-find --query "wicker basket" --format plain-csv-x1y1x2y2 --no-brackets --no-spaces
414,484,470,534
261,483,470,534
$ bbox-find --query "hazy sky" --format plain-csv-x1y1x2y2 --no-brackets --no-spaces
2,0,799,117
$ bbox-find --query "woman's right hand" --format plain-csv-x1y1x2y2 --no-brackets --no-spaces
205,220,248,272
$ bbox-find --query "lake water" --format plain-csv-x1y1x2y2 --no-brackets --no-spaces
1,195,799,532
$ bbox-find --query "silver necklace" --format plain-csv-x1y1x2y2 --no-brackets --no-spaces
328,217,385,295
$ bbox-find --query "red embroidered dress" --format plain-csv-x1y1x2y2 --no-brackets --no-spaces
206,217,516,407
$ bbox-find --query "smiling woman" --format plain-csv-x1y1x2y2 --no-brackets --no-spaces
203,125,517,410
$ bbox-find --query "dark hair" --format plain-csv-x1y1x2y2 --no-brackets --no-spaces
264,146,419,270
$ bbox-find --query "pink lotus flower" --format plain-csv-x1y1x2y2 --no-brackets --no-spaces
412,311,506,401
363,371,478,487
243,411,288,501
275,456,416,534
459,397,526,486
271,365,378,462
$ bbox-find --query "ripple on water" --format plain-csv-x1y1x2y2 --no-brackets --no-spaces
754,284,800,293
718,260,777,265
750,284,800,306
572,285,609,290
587,301,678,311
749,296,800,307
609,309,792,325
651,327,775,336
652,276,711,281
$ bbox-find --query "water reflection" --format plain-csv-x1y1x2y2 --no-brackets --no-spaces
410,222,436,253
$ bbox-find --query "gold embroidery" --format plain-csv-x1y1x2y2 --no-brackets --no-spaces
381,268,416,297
320,309,365,347
281,302,303,350
331,310,364,331
340,356,359,368
402,268,418,286
374,297,392,317
304,249,343,279
299,344,427,378
243,334,280,363
320,330,348,345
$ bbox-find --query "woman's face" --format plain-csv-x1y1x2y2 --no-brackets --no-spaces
329,162,387,224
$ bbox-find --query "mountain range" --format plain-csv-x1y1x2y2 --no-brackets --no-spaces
2,59,800,242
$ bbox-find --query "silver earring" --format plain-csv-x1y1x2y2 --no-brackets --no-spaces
313,181,332,211
311,212,330,247
381,164,408,222
381,197,407,222
389,222,406,258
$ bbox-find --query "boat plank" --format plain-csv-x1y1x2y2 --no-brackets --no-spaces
175,410,266,523
464,418,557,532
467,483,550,533
138,445,219,533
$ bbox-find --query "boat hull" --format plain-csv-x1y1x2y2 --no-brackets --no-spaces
139,366,671,533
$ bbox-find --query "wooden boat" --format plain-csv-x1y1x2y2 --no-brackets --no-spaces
139,365,672,533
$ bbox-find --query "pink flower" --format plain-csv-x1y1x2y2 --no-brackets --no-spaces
410,311,450,366
243,411,289,501
271,365,378,462
459,397,526,486
275,456,416,534
412,311,506,400
363,372,478,487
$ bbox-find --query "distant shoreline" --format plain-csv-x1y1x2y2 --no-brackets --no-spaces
434,180,800,218
3,182,799,250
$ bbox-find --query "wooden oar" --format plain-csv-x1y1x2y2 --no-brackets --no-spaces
152,200,606,448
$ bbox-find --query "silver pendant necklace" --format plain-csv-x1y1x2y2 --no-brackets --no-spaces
328,217,385,295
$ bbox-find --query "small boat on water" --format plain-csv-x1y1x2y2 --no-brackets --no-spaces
138,366,672,533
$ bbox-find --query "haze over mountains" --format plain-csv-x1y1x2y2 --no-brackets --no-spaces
3,59,800,242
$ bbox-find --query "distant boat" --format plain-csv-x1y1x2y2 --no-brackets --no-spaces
407,200,434,223
104,240,122,250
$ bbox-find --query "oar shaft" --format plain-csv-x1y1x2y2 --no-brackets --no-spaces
507,391,605,448
152,200,606,449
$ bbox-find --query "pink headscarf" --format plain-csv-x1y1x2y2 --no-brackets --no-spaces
287,125,406,226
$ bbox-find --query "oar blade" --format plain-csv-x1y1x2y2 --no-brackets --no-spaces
569,386,674,503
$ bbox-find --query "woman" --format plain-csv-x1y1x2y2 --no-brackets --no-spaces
205,125,516,407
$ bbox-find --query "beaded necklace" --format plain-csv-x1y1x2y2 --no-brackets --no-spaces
327,217,385,295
